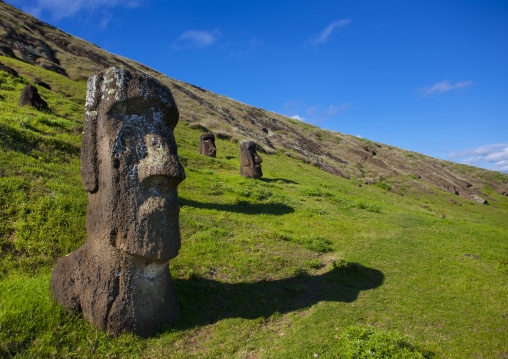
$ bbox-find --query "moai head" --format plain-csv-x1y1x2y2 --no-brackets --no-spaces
18,84,48,109
81,67,185,261
239,140,263,178
199,133,216,157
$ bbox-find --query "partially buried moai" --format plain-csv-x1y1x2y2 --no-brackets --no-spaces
50,67,185,337
239,140,263,178
199,133,216,157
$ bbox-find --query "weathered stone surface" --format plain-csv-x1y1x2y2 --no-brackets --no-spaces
363,146,376,156
51,67,185,337
199,133,216,157
240,140,263,178
18,84,48,109
0,63,18,77
470,194,488,205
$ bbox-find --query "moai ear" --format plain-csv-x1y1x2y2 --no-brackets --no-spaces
199,138,205,155
244,149,251,166
240,141,251,166
80,73,103,193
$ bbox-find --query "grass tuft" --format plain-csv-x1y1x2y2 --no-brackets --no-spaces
335,325,431,358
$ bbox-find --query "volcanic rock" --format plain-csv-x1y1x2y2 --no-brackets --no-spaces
18,84,47,109
51,67,185,337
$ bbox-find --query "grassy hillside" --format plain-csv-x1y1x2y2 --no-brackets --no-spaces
2,0,508,205
1,58,508,358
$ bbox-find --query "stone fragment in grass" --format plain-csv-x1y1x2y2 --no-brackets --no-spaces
470,194,488,205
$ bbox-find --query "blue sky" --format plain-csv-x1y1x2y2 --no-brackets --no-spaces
6,0,508,172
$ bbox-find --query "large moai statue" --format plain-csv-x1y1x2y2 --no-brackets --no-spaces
199,133,216,157
239,140,263,178
50,67,185,337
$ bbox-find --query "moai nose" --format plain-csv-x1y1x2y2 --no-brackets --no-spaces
138,134,185,186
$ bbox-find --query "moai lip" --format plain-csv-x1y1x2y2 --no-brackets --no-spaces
51,67,185,337
239,140,263,178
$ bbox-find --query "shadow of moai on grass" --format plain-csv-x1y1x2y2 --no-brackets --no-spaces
51,67,185,337
179,197,294,215
169,263,384,330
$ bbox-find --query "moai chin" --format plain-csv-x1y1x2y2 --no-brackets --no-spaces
199,133,216,157
239,140,263,178
50,67,185,337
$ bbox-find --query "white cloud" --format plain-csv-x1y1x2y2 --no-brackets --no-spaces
13,0,144,19
492,160,508,172
461,156,484,166
327,103,350,116
447,142,508,172
485,147,508,162
308,103,351,123
420,80,473,96
327,104,339,116
291,115,306,122
172,29,220,49
308,19,351,46
448,143,508,159
230,37,264,58
306,105,320,117
284,102,351,124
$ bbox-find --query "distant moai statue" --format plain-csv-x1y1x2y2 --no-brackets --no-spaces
50,67,185,337
18,84,47,109
199,133,216,157
239,140,263,178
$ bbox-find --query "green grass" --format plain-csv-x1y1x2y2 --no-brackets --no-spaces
1,58,508,358
335,325,431,358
